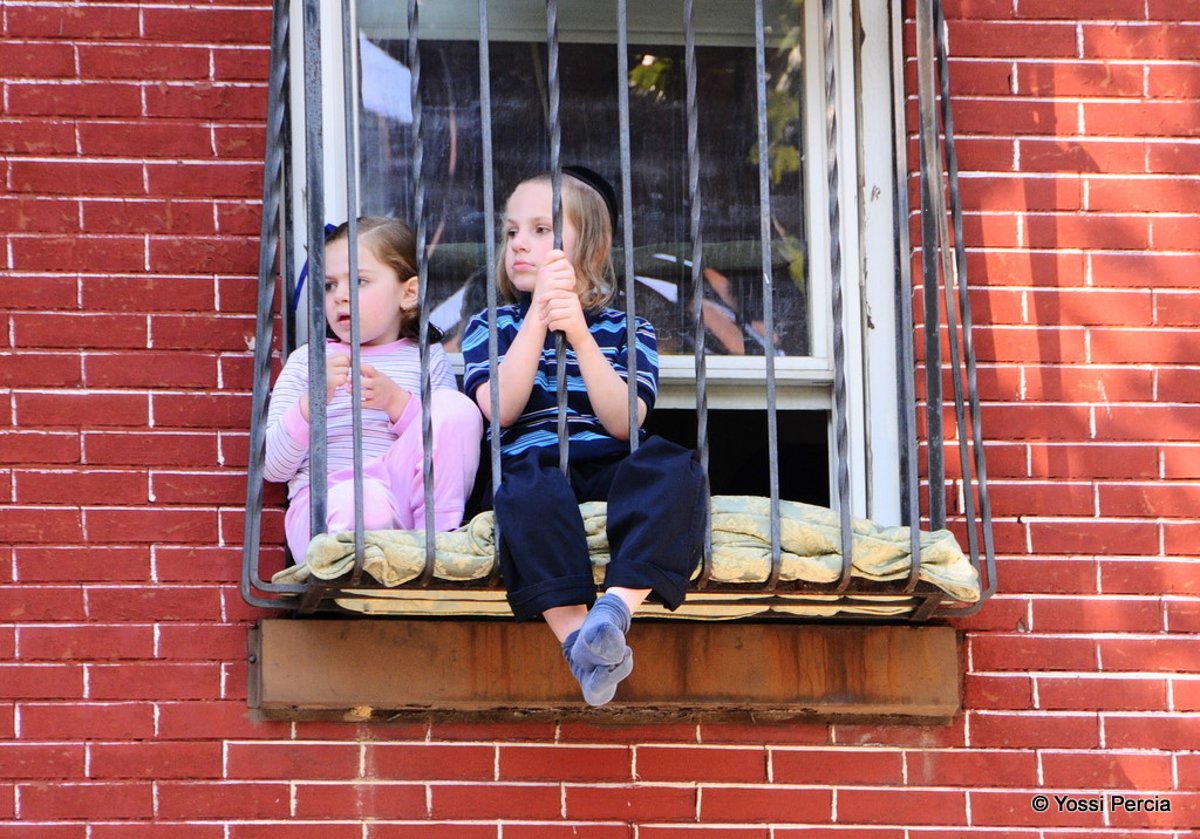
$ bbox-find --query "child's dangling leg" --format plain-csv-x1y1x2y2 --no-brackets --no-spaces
546,604,633,707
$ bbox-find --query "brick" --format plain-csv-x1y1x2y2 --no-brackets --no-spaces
1041,751,1174,789
83,431,218,467
972,326,1088,363
906,749,1037,787
84,586,222,622
0,197,82,236
1023,212,1150,250
978,405,1091,441
1164,522,1200,556
155,624,246,660
772,748,903,785
0,431,79,464
18,781,152,820
82,200,218,236
1093,328,1200,364
154,545,248,583
151,393,251,430
1148,141,1200,174
1166,600,1200,632
156,701,290,741
0,744,84,780
141,7,271,44
148,471,246,504
969,712,1100,749
78,44,210,81
82,508,217,544
91,826,225,839
639,830,767,839
698,722,829,745
1097,406,1200,441
1175,678,1200,710
152,317,257,354
1016,0,1146,20
1019,138,1146,175
228,826,364,839
218,355,257,390
967,248,1087,286
0,119,77,155
1159,371,1200,405
214,125,267,160
12,236,145,273
1038,675,1168,711
827,723,965,749
1029,444,1156,480
293,783,427,819
6,81,142,117
837,789,966,825
226,742,360,780
156,782,290,819
1022,60,1145,98
636,746,766,783
963,673,1034,710
88,742,223,780
12,313,147,350
148,236,259,275
147,162,262,199
0,507,83,544
0,352,82,387
0,276,77,310
957,173,1084,212
1100,637,1200,672
1148,64,1200,97
1028,520,1159,555
700,786,831,822
0,664,82,699
0,827,83,839
430,783,562,820
1109,792,1200,830
144,82,266,121
1083,22,1200,59
17,624,153,660
212,47,271,82
1032,597,1162,633
84,352,218,389
88,663,222,701
1096,252,1200,289
18,703,154,740
1089,179,1200,214
1152,216,1200,251
1148,0,1200,19
81,277,215,313
365,743,495,781
497,827,628,839
1085,101,1200,137
988,482,1093,517
496,745,629,782
1100,483,1200,517
216,202,263,236
0,40,76,77
1101,559,1200,595
15,469,147,505
1105,714,1200,750
5,5,139,38
969,790,1107,828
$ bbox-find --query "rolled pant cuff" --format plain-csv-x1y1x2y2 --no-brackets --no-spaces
604,562,689,612
507,573,598,621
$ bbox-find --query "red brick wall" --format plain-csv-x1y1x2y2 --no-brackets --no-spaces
2,0,1197,834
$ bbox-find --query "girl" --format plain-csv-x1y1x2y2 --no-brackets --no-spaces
265,217,482,563
462,169,706,707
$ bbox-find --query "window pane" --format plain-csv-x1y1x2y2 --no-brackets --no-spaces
356,0,809,357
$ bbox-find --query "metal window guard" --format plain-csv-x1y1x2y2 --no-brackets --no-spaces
240,0,995,621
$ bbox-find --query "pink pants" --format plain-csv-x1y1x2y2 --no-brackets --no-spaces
284,388,483,561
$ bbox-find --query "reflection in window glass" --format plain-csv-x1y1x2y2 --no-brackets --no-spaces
356,0,807,357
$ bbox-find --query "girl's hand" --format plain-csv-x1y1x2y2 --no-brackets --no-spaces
360,363,411,422
534,249,587,344
298,353,352,421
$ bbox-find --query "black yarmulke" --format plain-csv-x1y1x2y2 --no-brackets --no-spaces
562,165,618,233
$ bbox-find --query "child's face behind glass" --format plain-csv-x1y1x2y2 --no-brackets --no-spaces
324,237,417,346
503,180,579,294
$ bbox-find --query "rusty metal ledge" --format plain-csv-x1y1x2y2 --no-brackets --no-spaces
249,619,960,724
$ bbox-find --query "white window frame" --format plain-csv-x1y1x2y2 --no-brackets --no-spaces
286,0,903,525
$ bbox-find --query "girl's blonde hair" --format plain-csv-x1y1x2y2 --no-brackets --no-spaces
325,217,421,341
496,173,616,310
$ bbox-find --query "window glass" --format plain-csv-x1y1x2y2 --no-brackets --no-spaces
356,0,809,357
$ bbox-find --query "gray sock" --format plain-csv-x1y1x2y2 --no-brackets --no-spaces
563,629,634,707
571,592,632,668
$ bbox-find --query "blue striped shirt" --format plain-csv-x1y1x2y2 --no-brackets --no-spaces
461,302,658,460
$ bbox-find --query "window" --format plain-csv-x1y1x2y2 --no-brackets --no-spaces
287,0,904,523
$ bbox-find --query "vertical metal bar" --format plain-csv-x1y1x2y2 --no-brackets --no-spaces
241,0,297,608
933,0,995,596
916,0,945,530
617,0,638,452
889,0,922,593
341,0,366,585
409,0,437,583
479,0,503,585
547,0,569,476
684,0,712,578
302,0,328,551
821,0,854,590
754,0,782,590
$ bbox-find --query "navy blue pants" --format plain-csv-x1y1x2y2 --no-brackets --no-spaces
493,436,707,620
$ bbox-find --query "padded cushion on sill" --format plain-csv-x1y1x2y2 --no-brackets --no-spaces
271,495,980,609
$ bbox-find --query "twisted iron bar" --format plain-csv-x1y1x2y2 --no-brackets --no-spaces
821,0,854,590
409,0,437,581
547,0,569,476
617,0,638,452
